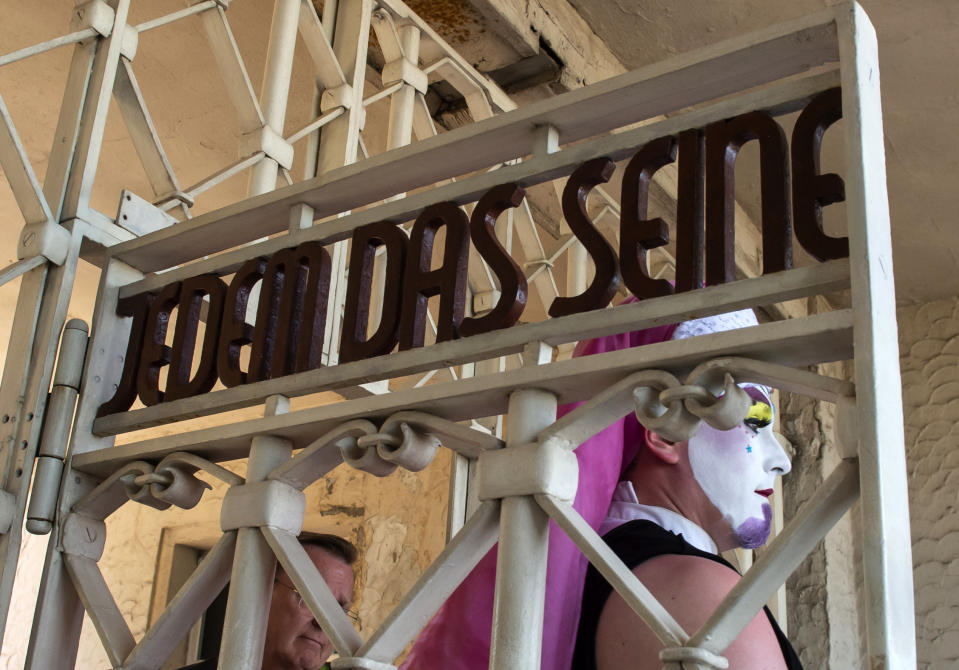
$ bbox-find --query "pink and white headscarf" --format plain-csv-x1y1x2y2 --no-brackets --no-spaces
399,303,758,670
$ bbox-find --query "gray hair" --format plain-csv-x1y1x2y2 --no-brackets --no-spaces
297,532,358,565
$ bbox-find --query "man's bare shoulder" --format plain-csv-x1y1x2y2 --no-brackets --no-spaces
594,554,788,670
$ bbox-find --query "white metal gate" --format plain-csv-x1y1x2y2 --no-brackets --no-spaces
0,1,915,668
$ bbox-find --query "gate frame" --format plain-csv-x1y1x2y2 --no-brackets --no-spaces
0,2,914,669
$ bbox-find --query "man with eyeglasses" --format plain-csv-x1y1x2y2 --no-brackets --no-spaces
181,532,357,670
263,533,357,670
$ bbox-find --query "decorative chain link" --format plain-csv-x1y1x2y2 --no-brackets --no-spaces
631,368,752,441
132,472,174,488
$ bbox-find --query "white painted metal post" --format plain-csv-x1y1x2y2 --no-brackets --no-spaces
322,0,338,39
315,0,370,178
0,18,138,643
369,18,420,333
489,344,556,669
216,422,293,669
0,14,136,640
312,0,372,364
836,3,916,668
40,38,96,223
385,23,419,150
567,239,588,298
25,255,142,670
0,225,82,648
60,0,132,221
216,0,301,652
25,524,83,669
248,0,300,193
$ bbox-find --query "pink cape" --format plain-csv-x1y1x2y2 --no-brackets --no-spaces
399,318,677,670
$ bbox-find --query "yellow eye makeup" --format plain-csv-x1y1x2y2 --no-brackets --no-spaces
744,401,773,430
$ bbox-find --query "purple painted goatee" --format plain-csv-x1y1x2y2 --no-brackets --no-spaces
735,503,773,549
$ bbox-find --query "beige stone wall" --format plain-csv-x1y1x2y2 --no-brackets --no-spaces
898,298,959,670
0,531,51,669
776,295,959,670
779,358,865,670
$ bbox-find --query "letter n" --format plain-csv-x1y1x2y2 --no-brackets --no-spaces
705,111,791,285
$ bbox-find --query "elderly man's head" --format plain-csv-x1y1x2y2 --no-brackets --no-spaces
262,534,357,670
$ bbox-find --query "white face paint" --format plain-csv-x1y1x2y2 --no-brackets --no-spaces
687,385,791,549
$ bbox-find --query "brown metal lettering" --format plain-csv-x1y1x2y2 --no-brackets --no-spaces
217,258,266,388
399,202,470,350
549,157,620,318
99,94,855,409
136,282,180,406
340,221,408,363
675,129,705,293
792,87,848,261
705,111,791,285
620,136,676,299
249,242,331,382
96,292,155,417
165,274,227,402
459,183,528,337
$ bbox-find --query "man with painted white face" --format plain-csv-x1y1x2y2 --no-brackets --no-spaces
572,311,803,670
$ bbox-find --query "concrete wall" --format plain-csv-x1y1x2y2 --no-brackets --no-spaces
899,297,959,670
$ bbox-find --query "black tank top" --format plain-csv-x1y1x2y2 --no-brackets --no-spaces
572,520,803,669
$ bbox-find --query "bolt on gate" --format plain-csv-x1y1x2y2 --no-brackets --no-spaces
0,1,915,669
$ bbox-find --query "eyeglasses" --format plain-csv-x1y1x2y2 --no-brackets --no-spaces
275,580,359,623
